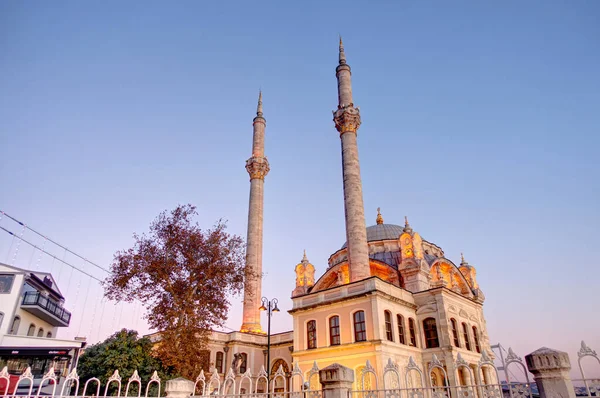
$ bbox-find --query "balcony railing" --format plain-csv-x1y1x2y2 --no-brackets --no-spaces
22,291,71,325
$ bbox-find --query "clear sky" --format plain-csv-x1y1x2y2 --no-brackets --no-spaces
1,0,599,376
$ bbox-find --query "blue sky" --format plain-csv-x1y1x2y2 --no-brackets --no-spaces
1,1,599,371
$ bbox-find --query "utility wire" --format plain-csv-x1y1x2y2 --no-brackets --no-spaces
0,210,111,274
0,225,104,283
0,224,149,308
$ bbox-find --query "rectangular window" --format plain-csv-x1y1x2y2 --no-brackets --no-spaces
215,352,224,373
462,323,471,351
423,318,440,348
472,326,481,353
451,318,460,348
0,274,15,294
354,311,366,342
239,353,247,374
329,316,340,346
385,311,394,341
307,320,317,349
408,318,417,347
397,315,406,344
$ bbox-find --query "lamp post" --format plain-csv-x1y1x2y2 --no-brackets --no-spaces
259,297,279,394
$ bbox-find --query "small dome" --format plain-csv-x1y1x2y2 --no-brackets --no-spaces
341,223,404,249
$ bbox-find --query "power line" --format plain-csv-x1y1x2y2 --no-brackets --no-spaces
0,224,148,308
0,210,111,274
0,225,104,283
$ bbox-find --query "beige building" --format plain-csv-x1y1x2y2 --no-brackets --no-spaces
181,40,494,393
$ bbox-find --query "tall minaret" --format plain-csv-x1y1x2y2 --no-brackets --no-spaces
333,38,371,282
240,91,270,334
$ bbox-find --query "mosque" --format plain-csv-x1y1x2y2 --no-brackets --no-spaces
182,40,494,393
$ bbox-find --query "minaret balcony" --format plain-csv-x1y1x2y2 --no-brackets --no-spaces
21,291,71,327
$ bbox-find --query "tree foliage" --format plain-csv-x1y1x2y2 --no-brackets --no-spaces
103,204,247,378
77,329,172,396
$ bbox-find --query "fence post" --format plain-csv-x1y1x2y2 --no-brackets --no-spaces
319,364,354,398
525,347,575,398
165,377,195,398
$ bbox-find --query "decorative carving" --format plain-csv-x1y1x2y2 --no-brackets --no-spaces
428,354,443,372
150,371,160,382
385,358,398,372
66,367,79,381
42,367,57,381
19,367,34,381
108,370,121,382
0,366,9,378
333,105,361,134
579,341,598,358
506,347,522,363
196,369,205,383
479,350,494,366
456,353,469,368
245,156,270,180
129,370,141,383
407,356,419,371
257,365,268,379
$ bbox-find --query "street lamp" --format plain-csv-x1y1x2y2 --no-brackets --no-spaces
259,297,279,393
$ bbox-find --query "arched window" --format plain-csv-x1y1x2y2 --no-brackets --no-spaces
384,311,394,341
462,323,471,351
423,317,439,348
307,320,317,349
239,353,247,374
472,326,481,353
215,351,224,373
37,328,44,337
450,318,460,347
27,323,36,336
46,331,52,338
354,311,366,342
408,318,417,347
9,316,20,335
397,314,406,344
329,316,340,346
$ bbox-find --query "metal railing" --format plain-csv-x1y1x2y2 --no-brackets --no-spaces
21,291,72,324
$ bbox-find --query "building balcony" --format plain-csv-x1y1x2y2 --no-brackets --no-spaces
21,291,71,327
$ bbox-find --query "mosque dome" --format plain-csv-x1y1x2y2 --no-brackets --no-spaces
341,223,404,249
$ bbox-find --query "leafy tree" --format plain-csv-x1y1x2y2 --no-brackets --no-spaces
103,204,247,378
77,329,172,396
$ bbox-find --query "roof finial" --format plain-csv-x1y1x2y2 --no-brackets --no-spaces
461,252,465,263
376,207,384,225
403,216,413,233
302,249,308,263
339,35,346,65
256,89,263,117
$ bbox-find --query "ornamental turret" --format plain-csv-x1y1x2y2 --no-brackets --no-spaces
292,251,315,297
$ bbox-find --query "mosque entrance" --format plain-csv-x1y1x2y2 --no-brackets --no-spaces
270,359,290,392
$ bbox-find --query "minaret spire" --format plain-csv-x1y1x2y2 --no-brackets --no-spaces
333,39,370,282
241,91,270,334
257,89,263,117
339,36,346,65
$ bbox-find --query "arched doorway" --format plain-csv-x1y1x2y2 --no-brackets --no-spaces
270,359,290,392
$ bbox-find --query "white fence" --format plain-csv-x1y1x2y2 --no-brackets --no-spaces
0,341,598,398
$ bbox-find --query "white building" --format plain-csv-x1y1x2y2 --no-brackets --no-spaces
0,262,85,383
